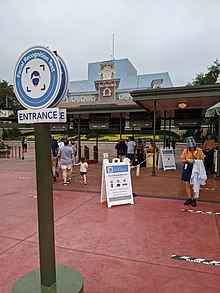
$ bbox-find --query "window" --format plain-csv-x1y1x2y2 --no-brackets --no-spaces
103,87,111,96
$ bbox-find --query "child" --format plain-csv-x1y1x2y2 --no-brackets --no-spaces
75,157,88,185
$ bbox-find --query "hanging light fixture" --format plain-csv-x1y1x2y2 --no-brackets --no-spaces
178,100,187,109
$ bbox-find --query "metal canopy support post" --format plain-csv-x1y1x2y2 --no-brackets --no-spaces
152,101,156,176
120,112,122,140
163,111,166,148
34,123,56,287
168,117,171,146
216,116,220,179
78,114,81,162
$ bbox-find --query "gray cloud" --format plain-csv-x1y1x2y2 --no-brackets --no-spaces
1,0,220,86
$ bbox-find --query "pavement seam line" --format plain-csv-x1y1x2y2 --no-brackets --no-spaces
54,193,99,223
0,231,39,257
52,244,220,277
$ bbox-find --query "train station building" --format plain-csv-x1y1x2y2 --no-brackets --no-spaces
60,58,173,134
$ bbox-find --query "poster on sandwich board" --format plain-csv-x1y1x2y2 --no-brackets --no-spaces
101,157,134,208
158,147,176,170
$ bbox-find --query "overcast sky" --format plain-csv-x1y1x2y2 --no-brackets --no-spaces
1,0,220,87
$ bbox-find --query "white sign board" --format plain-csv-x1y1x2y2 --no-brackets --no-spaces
158,147,176,170
18,108,66,124
101,158,134,208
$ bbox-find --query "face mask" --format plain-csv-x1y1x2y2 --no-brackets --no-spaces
207,135,212,140
186,137,196,148
187,141,194,148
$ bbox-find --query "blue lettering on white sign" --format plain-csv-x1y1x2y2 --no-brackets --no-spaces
14,46,61,109
49,55,68,108
106,165,128,173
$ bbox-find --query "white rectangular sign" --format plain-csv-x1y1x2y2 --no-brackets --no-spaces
158,147,176,170
104,159,134,208
18,108,66,124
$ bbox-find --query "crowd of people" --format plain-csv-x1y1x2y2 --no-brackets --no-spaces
115,134,216,208
51,136,88,186
50,133,217,205
115,136,158,166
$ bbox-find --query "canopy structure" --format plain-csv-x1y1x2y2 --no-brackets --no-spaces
205,101,220,117
205,102,220,179
132,84,220,178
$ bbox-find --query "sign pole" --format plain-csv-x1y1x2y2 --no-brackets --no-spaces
12,45,84,292
34,123,56,287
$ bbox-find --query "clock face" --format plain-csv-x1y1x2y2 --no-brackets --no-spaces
101,66,113,80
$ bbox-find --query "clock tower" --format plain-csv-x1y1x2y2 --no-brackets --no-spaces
95,62,120,99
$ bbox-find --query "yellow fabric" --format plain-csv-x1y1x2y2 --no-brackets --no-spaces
203,139,215,151
181,147,205,160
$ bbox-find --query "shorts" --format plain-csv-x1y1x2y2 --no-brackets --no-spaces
80,172,87,175
181,163,193,182
61,164,72,170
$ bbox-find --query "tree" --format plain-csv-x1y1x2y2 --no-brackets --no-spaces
191,59,220,86
0,80,21,113
185,59,220,139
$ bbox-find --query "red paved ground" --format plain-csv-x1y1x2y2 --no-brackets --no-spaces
0,145,220,292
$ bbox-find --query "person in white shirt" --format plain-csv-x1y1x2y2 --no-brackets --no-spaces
75,156,88,185
126,136,136,165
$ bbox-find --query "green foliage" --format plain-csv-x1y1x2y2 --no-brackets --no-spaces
2,127,22,140
191,59,220,86
0,80,22,113
181,128,204,142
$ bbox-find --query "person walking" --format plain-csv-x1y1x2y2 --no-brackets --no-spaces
51,135,59,182
59,140,74,186
136,138,144,163
126,136,136,165
21,137,28,152
75,157,88,185
203,134,216,176
181,137,205,207
115,140,127,161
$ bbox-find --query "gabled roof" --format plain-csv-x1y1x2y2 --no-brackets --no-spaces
68,58,173,94
68,72,173,94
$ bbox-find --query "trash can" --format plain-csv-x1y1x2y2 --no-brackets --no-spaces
146,148,157,168
84,145,89,160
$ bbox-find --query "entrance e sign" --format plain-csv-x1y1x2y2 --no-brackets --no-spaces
14,46,62,110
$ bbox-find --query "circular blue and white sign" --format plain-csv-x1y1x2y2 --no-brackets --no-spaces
49,54,69,108
14,46,61,109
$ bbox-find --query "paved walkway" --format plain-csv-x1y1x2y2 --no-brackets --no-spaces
0,146,220,292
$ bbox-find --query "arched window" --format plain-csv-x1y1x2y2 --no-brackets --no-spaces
103,87,111,97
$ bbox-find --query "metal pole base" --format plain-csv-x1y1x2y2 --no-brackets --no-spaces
151,170,156,176
215,174,220,180
12,265,84,293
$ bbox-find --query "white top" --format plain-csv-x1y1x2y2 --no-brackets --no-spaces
127,140,136,154
79,162,88,172
190,160,207,198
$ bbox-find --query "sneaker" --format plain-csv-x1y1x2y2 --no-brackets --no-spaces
84,182,87,185
184,198,192,205
67,180,70,184
63,182,67,186
191,199,197,207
